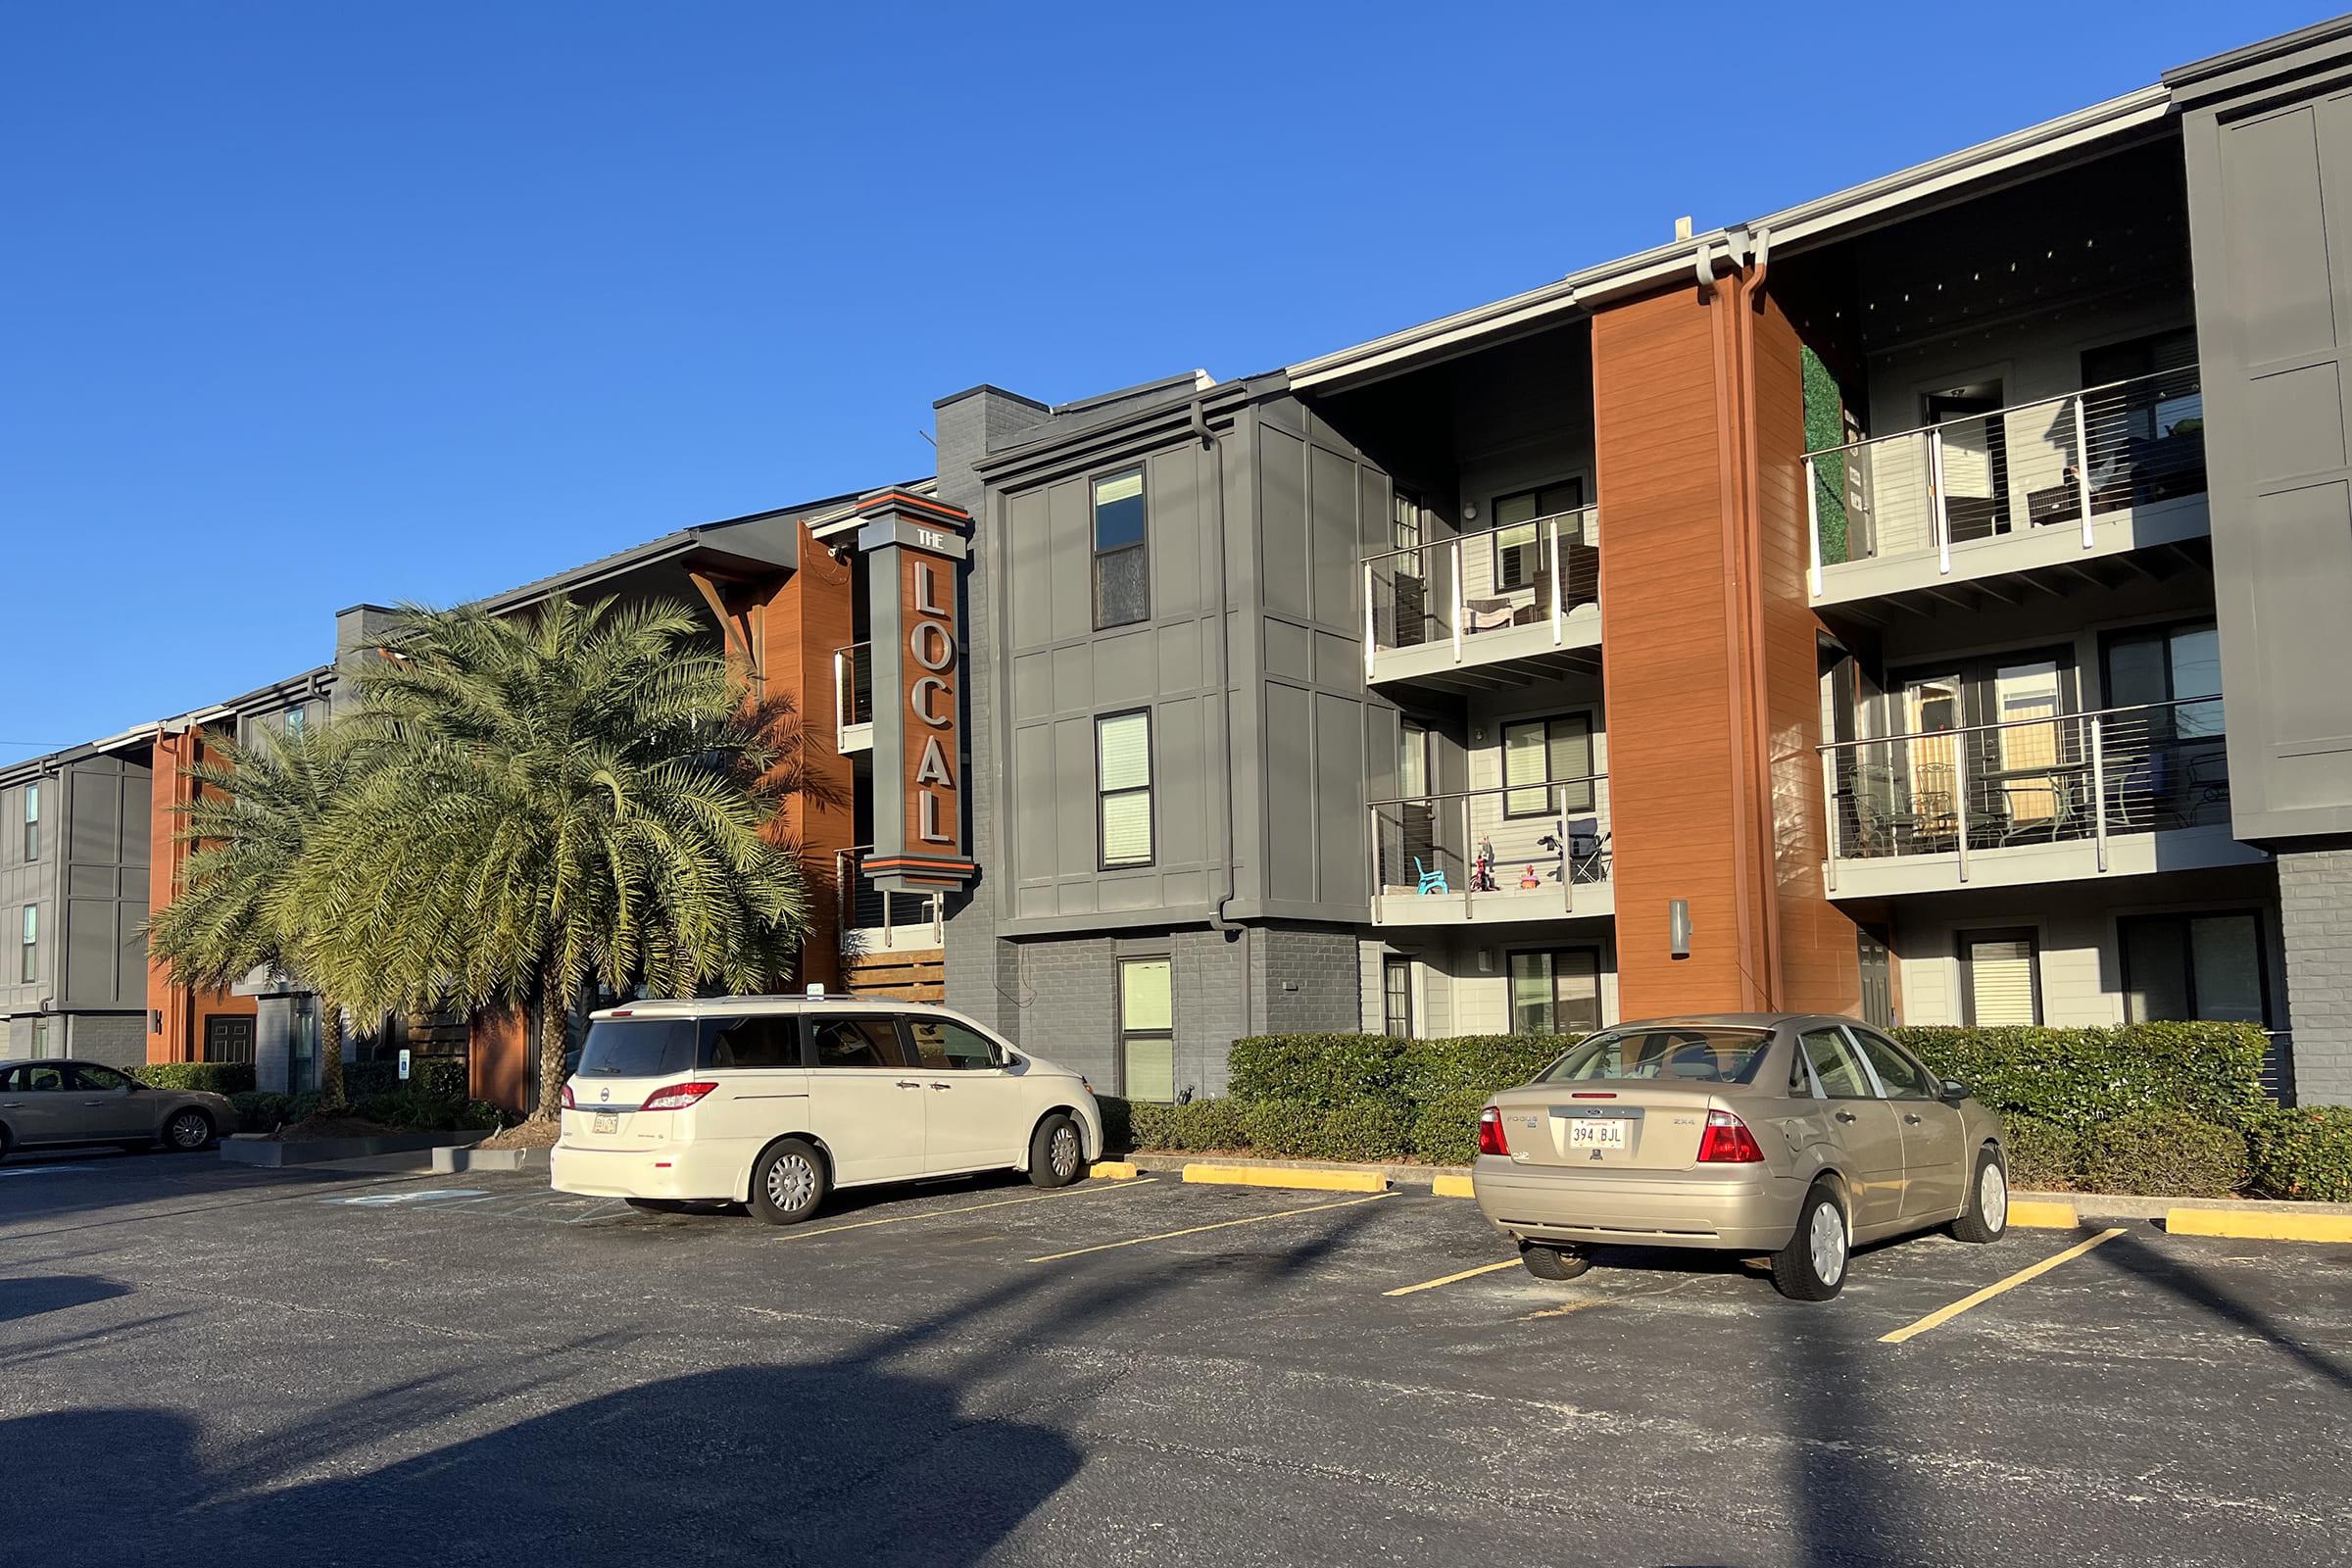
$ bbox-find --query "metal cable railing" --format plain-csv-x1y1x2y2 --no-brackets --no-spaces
835,846,942,942
1805,367,2204,586
1366,775,1611,921
834,642,873,735
1818,697,2227,882
1362,507,1599,668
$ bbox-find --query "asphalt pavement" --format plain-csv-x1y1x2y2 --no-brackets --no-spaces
2,1145,2349,1567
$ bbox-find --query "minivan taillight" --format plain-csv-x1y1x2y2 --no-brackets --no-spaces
639,1081,718,1113
1696,1109,1764,1163
561,1082,575,1110
1477,1105,1510,1157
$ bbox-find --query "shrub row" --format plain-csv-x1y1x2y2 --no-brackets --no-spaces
138,1062,256,1095
344,1056,470,1101
1106,1023,2352,1201
226,1082,510,1135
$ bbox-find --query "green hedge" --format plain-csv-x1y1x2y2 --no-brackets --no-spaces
345,1056,469,1101
2243,1106,2352,1202
1895,1023,2270,1132
2076,1110,2250,1198
137,1062,256,1095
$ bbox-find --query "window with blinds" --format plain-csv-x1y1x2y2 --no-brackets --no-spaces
1960,929,2040,1026
1119,956,1174,1102
1093,469,1149,629
1097,711,1154,868
1501,714,1594,817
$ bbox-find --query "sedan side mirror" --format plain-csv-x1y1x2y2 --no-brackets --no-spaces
1939,1078,1970,1104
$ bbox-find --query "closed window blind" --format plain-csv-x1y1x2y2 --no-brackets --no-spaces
1965,936,2038,1025
1099,713,1153,867
1120,957,1174,1102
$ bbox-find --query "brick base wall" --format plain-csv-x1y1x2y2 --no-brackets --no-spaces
2278,839,2352,1105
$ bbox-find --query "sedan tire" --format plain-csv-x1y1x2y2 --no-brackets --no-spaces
1950,1146,2010,1245
1519,1242,1592,1282
162,1108,215,1152
1770,1182,1849,1301
749,1137,828,1226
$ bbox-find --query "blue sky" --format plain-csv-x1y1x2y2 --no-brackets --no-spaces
1,1,2330,755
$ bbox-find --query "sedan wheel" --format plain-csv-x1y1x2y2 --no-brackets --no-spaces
1809,1203,1847,1288
164,1109,214,1152
1952,1148,2010,1244
1770,1183,1849,1300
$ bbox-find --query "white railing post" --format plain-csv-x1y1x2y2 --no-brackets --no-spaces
1448,538,1465,664
1822,744,1840,893
2073,394,2096,548
1804,455,1823,597
835,850,852,942
1365,806,1382,925
1362,559,1378,679
833,647,847,740
1929,427,1951,575
1460,793,1475,920
1952,727,1971,884
1558,787,1574,913
932,894,944,946
1548,513,1565,646
2090,715,2109,873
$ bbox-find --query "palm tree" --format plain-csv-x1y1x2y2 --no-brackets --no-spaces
297,594,812,1119
146,721,370,1107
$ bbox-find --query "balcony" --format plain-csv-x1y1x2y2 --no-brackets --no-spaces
834,641,872,753
1362,507,1600,691
1367,777,1613,925
1819,698,2262,898
1806,368,2208,608
836,846,942,952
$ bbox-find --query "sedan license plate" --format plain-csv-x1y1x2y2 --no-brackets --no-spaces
1567,1117,1629,1152
593,1112,618,1134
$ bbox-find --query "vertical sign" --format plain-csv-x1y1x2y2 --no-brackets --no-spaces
857,493,979,897
904,537,960,854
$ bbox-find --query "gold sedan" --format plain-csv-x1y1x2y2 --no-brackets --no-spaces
1471,1015,2009,1299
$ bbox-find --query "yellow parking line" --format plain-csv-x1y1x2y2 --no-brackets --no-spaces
1383,1258,1522,1297
770,1176,1158,1242
1520,1298,1604,1322
1879,1227,2127,1345
1027,1191,1395,1263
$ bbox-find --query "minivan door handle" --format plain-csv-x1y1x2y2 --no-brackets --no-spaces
895,1080,922,1089
929,1082,952,1091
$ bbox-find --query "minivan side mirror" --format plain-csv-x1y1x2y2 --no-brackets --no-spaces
1939,1078,1970,1103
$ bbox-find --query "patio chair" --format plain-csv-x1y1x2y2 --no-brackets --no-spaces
1413,857,1448,896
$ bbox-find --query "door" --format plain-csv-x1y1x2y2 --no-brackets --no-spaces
1507,948,1602,1036
805,1013,928,1185
0,1062,74,1145
905,1015,1025,1172
1985,660,2067,836
203,1015,256,1064
1924,384,2009,539
1798,1027,1905,1233
68,1063,147,1139
1857,928,1894,1028
1846,1026,1966,1220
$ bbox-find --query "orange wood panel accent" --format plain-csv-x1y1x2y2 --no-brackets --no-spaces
144,728,256,1064
468,1007,530,1113
754,523,857,990
844,948,945,1003
1593,284,1770,1015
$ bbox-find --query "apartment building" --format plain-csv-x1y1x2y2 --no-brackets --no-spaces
875,17,2352,1106
13,17,2350,1114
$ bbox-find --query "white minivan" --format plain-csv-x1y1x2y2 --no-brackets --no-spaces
550,996,1105,1224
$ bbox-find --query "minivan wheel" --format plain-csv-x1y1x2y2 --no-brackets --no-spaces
750,1138,828,1226
1028,1113,1084,1189
1771,1183,1848,1301
1950,1147,2010,1244
163,1108,215,1152
1519,1242,1592,1282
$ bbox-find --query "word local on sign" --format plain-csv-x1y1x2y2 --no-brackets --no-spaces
907,534,956,846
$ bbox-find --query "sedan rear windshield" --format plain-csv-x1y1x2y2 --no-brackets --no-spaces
1538,1026,1774,1085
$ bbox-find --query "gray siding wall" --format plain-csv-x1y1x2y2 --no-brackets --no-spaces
2180,65,2352,839
2278,839,2352,1105
0,777,62,1029
1011,928,1250,1100
0,756,150,1054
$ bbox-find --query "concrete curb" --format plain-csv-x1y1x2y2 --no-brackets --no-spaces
220,1131,486,1169
2167,1207,2352,1243
1181,1161,1389,1194
433,1145,541,1174
1088,1160,1141,1181
1122,1152,1449,1185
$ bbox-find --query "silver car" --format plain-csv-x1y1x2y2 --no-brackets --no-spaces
1472,1014,2009,1299
0,1059,230,1158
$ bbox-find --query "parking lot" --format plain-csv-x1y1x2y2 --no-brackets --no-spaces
3,1149,2349,1567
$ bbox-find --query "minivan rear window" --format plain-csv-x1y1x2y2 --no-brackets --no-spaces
575,1018,701,1080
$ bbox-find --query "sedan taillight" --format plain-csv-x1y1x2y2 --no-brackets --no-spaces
1477,1105,1510,1157
1696,1109,1764,1163
639,1081,718,1113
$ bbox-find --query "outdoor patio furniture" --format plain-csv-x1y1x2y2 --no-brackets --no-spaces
1413,857,1448,896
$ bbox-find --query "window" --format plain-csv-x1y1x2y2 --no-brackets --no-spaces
1846,1027,1934,1101
18,1062,68,1092
1382,956,1413,1037
809,1016,907,1070
2121,911,2269,1026
73,1064,135,1092
23,782,37,862
1506,947,1601,1036
1958,928,2041,1026
19,904,34,984
1092,469,1149,629
1398,720,1429,799
1501,714,1594,817
573,1016,700,1080
1540,1026,1772,1084
1800,1028,1875,1099
1392,489,1423,553
2106,622,2224,739
702,1015,799,1070
1118,957,1174,1102
1490,481,1584,590
1097,711,1154,868
907,1018,1004,1072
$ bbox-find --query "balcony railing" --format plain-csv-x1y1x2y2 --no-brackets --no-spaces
1805,367,2205,591
1818,697,2228,884
1362,507,1599,672
1367,776,1611,921
836,846,943,945
834,641,873,747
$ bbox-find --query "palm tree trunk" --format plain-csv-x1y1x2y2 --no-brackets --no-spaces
536,985,568,1121
318,1001,345,1107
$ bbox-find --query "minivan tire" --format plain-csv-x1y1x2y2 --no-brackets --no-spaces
1950,1146,2010,1245
1519,1242,1592,1282
749,1138,828,1226
1027,1112,1084,1189
1771,1182,1849,1301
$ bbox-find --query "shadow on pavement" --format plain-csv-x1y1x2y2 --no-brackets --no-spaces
2094,1230,2352,1396
0,1272,130,1325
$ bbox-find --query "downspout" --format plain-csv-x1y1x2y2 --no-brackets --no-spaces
1730,225,1786,1009
1193,397,1243,936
